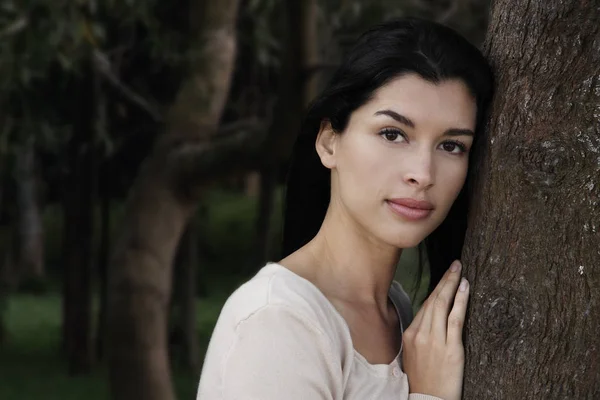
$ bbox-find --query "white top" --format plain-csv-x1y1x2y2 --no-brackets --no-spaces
197,263,442,400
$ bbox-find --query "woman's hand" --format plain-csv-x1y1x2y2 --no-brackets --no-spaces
402,260,470,400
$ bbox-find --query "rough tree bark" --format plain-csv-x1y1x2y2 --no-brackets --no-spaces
107,1,241,399
462,1,600,398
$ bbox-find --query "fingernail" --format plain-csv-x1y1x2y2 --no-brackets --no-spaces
459,278,468,292
450,260,461,272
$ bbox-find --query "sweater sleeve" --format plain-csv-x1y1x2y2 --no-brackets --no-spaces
220,304,342,400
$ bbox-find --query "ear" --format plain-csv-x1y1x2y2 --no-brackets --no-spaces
315,120,338,169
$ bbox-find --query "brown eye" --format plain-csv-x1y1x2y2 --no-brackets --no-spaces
379,128,406,143
439,141,467,154
385,132,399,141
442,142,457,152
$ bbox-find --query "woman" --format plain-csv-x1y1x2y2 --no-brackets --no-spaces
198,17,493,400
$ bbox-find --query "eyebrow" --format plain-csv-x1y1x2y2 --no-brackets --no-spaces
374,109,474,137
374,110,415,128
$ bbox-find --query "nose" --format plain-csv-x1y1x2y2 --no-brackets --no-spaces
403,150,435,189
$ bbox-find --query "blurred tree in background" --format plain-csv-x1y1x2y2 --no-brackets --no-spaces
0,1,491,399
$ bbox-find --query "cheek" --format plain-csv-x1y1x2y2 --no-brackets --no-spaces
336,138,387,203
436,160,468,204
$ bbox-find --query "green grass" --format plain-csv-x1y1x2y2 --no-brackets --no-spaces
0,293,224,400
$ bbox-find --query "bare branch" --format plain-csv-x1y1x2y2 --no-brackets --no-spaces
93,50,164,122
0,17,28,38
167,120,268,196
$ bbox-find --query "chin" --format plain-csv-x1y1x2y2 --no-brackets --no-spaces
377,232,425,250
380,226,433,249
389,237,423,249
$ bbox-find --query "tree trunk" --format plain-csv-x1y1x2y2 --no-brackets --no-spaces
94,63,110,362
0,237,12,347
95,159,110,361
107,1,241,399
170,220,200,372
462,1,600,398
0,161,10,347
181,220,200,372
253,0,320,265
0,114,11,345
14,136,44,283
61,60,97,374
0,293,5,346
245,171,260,197
301,0,320,107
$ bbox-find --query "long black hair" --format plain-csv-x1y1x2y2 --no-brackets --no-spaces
281,17,494,297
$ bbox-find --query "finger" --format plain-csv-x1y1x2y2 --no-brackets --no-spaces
446,277,470,345
419,260,461,335
405,267,451,333
431,260,463,340
409,298,426,330
429,260,460,298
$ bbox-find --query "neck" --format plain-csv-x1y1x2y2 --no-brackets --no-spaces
303,201,402,307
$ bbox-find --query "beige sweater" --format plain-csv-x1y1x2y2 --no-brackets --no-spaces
197,263,442,400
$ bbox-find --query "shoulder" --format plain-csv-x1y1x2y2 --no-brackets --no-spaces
199,264,350,399
218,263,350,337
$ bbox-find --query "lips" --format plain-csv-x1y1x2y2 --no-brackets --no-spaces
388,198,434,210
386,198,434,221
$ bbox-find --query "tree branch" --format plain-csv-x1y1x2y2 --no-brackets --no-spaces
218,118,265,136
92,50,164,122
166,119,268,197
0,17,28,38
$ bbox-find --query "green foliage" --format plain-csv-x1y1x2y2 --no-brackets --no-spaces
0,1,79,92
196,187,284,295
0,0,188,168
0,0,168,91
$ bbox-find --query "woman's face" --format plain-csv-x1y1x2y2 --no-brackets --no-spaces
316,73,477,249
